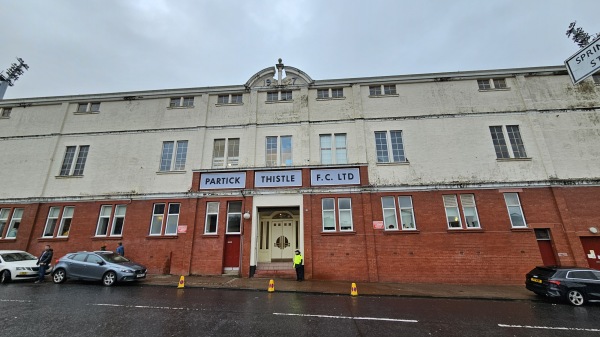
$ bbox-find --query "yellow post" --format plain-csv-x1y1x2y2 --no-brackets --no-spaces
351,282,358,296
268,279,275,292
178,275,185,289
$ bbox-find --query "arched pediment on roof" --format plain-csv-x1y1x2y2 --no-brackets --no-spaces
245,59,314,90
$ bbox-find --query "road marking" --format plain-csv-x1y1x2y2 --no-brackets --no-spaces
0,299,32,303
273,313,418,323
92,303,202,311
499,324,600,332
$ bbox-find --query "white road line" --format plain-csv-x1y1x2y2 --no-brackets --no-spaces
273,313,418,323
0,299,32,303
499,324,600,332
92,303,201,311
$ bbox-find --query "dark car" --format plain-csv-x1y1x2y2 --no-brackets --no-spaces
52,251,147,286
525,266,600,306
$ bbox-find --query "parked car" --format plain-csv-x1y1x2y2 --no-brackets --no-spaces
525,266,600,306
52,251,147,286
0,250,51,284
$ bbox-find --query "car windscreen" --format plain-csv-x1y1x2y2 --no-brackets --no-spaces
0,252,37,262
99,253,130,263
529,267,556,278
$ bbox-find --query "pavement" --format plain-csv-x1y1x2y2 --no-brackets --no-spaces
143,274,534,301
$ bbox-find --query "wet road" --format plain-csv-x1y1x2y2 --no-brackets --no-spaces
1,282,599,336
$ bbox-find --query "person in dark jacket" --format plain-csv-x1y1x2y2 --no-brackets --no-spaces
293,250,304,281
35,245,53,283
116,242,124,256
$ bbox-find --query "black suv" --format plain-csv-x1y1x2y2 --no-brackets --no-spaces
526,266,600,306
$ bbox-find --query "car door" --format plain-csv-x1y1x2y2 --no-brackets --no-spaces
589,271,600,301
66,253,88,278
84,254,107,280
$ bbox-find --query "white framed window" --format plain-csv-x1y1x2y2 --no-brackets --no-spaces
149,203,180,236
76,102,101,113
398,196,416,230
42,206,61,237
477,78,508,90
266,91,292,102
1,107,12,118
217,94,243,104
320,134,347,164
56,206,74,237
59,145,89,176
266,135,292,167
321,198,353,232
95,205,127,237
489,125,527,159
369,84,397,96
460,194,481,228
212,138,240,168
4,208,23,239
226,201,242,234
375,130,406,163
381,197,398,230
169,96,194,108
159,140,188,171
204,202,219,234
593,74,600,85
0,209,9,238
317,88,344,99
504,193,527,228
443,195,462,229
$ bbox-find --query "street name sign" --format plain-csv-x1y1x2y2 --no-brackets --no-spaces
565,35,600,84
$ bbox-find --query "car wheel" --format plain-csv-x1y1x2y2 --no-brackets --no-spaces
0,270,11,284
52,269,67,284
567,289,585,306
102,271,116,286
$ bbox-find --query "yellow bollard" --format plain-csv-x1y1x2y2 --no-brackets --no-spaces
178,275,185,289
351,282,358,296
268,279,275,292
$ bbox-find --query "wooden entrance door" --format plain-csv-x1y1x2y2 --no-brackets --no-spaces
271,220,294,261
534,229,557,266
580,237,600,271
223,235,240,268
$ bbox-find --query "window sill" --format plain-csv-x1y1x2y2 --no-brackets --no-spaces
0,237,17,241
203,234,219,238
215,103,244,107
38,237,69,242
383,229,420,234
156,170,187,175
446,228,485,233
321,231,356,236
74,111,100,115
368,94,399,98
316,97,346,101
55,175,84,179
511,227,532,232
265,100,293,104
1,116,11,119
91,236,122,240
478,88,511,92
376,161,410,166
496,157,532,162
167,106,194,110
146,235,179,239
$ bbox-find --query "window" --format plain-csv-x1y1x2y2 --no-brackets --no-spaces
369,84,396,96
592,74,600,85
226,201,242,234
4,208,23,238
169,96,194,108
0,209,8,237
212,138,239,168
217,94,243,104
76,102,101,113
95,205,127,237
322,198,353,232
159,140,188,171
204,202,219,234
478,78,508,90
59,145,89,176
266,91,292,102
320,134,347,164
381,196,416,230
317,88,344,99
504,193,526,228
266,136,292,166
149,203,180,236
443,194,481,229
43,206,74,238
1,107,12,118
375,130,406,163
489,125,527,159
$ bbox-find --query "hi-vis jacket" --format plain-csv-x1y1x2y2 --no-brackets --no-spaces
293,254,303,268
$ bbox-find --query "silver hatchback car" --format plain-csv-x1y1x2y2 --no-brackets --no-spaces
52,251,147,286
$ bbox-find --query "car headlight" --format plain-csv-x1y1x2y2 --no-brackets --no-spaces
16,267,26,270
120,269,134,273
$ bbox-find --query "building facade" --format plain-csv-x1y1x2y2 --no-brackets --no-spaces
1,60,599,284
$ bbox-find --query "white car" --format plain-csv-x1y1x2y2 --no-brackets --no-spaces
0,250,51,283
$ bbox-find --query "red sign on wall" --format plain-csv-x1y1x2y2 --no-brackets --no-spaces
177,225,187,234
373,221,384,229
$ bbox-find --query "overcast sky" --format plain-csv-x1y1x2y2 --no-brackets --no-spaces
1,0,598,99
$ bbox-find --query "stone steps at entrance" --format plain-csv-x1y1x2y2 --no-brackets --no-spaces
253,269,296,279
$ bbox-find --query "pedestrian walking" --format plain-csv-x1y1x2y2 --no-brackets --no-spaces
293,250,304,281
116,242,124,256
35,245,53,283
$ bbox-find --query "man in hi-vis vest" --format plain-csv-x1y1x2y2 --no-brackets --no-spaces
293,250,304,281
